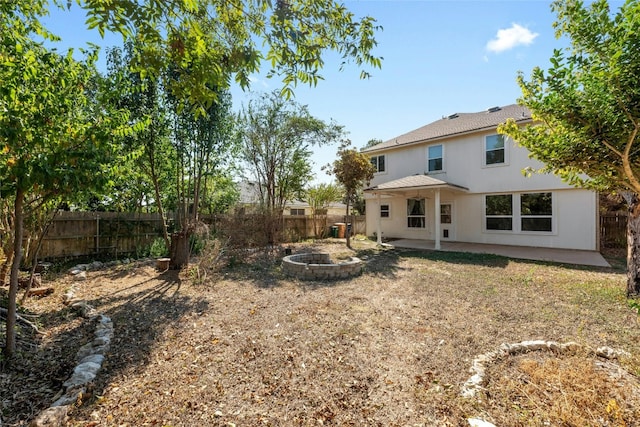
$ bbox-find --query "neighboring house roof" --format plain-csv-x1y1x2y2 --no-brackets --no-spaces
365,174,469,193
287,200,347,210
237,180,261,204
363,104,531,153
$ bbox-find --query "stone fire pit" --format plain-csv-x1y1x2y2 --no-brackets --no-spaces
282,252,363,280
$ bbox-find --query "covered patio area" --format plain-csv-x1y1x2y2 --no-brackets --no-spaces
384,238,610,268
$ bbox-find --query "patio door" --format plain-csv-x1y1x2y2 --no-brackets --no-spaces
440,202,454,240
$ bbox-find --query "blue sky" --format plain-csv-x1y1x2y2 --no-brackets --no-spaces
40,1,612,184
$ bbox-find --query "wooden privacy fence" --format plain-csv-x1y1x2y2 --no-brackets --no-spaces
600,213,627,248
40,211,167,259
37,212,366,259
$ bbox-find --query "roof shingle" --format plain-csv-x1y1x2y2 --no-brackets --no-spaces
363,104,531,152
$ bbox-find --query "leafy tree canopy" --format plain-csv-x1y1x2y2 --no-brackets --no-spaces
498,0,640,296
59,0,383,107
499,0,640,194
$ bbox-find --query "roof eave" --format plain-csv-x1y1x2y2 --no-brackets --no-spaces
363,117,534,154
365,183,469,194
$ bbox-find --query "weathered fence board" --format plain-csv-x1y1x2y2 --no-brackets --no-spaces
600,213,627,249
37,212,366,259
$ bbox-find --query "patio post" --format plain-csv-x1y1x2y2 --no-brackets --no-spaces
376,193,382,245
435,188,441,250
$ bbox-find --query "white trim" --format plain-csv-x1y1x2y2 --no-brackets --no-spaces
426,143,445,174
481,134,510,168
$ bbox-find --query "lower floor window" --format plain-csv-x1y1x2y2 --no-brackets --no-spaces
407,198,425,228
380,204,390,218
485,194,513,231
485,192,553,233
521,192,552,232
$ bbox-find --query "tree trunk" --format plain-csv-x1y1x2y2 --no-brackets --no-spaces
21,210,57,304
345,200,352,249
170,231,190,270
0,247,13,287
4,187,24,361
148,147,171,250
627,196,640,296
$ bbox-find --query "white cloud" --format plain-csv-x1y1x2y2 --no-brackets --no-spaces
486,23,539,53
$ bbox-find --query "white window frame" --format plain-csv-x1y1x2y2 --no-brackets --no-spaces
483,192,556,234
290,208,305,216
427,144,444,173
483,134,509,167
484,194,513,232
407,198,426,228
520,192,554,233
370,154,386,174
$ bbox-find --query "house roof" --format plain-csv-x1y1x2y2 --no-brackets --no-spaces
363,104,531,153
365,174,469,193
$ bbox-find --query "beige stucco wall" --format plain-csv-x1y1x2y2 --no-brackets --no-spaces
365,131,599,251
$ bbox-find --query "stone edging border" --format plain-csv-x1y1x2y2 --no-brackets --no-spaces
29,263,116,427
461,339,631,399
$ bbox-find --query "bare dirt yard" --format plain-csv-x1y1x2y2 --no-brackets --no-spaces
2,239,640,426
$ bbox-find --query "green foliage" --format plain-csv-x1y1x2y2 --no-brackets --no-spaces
305,183,343,214
498,0,640,194
0,0,127,359
66,0,382,107
331,141,375,247
149,237,169,258
239,91,345,213
200,174,240,215
361,138,383,150
331,142,376,205
189,233,206,256
497,0,640,295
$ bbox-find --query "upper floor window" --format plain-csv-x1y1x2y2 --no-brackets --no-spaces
370,155,386,173
485,194,513,230
485,134,505,165
521,192,553,232
427,144,443,172
407,198,426,228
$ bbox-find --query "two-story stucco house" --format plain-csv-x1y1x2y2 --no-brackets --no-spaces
362,104,599,251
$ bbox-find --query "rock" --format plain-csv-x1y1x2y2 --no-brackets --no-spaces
52,388,84,407
78,354,105,366
29,406,69,427
74,271,87,281
596,346,630,359
63,362,100,389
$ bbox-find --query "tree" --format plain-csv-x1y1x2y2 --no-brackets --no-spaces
103,42,176,249
498,0,640,296
62,0,382,106
362,138,383,150
0,26,123,361
167,82,238,267
239,92,344,243
331,142,375,248
305,183,343,238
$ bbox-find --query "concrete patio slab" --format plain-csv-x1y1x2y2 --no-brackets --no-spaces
385,239,611,268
